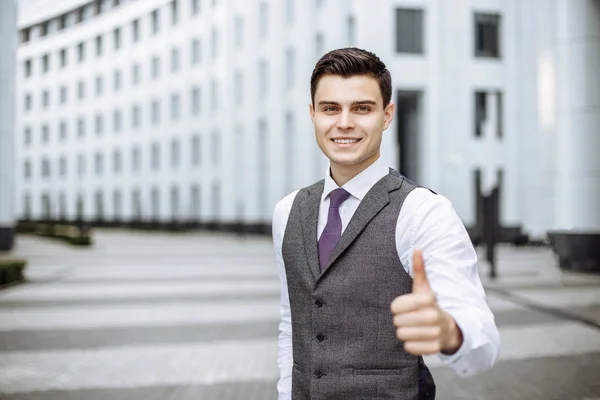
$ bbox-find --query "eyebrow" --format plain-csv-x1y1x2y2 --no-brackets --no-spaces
318,100,378,106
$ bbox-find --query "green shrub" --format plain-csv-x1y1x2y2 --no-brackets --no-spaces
0,259,27,286
17,222,93,247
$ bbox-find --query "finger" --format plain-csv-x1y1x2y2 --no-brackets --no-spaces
392,308,441,328
412,249,431,293
395,326,442,342
403,340,442,356
390,292,437,315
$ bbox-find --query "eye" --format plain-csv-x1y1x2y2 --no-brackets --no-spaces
323,106,338,112
356,106,371,112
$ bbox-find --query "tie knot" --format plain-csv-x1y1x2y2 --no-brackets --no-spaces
328,188,350,209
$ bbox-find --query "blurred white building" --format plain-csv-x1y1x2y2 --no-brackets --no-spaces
0,0,17,251
13,0,600,268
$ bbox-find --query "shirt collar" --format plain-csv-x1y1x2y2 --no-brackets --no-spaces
322,157,390,203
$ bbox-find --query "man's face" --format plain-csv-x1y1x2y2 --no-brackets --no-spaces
310,74,394,172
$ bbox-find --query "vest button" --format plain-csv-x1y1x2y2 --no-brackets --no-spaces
316,333,325,342
314,370,324,378
315,299,323,308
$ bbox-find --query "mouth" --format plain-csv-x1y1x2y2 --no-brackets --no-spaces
331,138,362,146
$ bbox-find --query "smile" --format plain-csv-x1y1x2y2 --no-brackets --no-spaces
332,138,361,144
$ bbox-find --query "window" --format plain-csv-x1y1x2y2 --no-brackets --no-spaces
210,80,218,111
395,8,424,54
114,69,122,91
259,2,269,38
132,146,141,171
113,109,122,132
24,94,32,111
191,0,200,15
234,71,243,106
77,42,85,62
211,131,219,166
42,90,50,108
285,48,295,87
132,19,140,42
171,139,180,167
191,38,201,64
474,13,501,58
132,188,142,220
191,135,201,166
132,63,141,85
170,186,179,219
151,143,160,170
59,49,67,67
259,60,268,97
151,187,160,218
316,32,324,58
24,127,32,145
59,121,68,140
151,99,161,124
95,114,104,135
24,59,32,77
95,35,103,56
24,160,31,179
171,47,180,72
95,191,104,220
42,124,50,142
42,54,50,73
77,154,86,177
285,112,294,192
113,150,122,173
190,185,200,219
132,105,141,128
474,90,503,138
113,190,122,219
151,56,160,79
114,27,121,50
59,193,67,219
234,16,244,49
60,86,68,104
191,87,201,115
286,0,294,23
77,117,85,138
171,0,179,25
59,157,67,177
95,75,104,96
42,158,51,178
95,152,104,175
348,15,355,46
151,10,160,34
171,94,180,120
77,81,85,100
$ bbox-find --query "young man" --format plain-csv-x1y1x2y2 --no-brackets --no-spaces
272,48,500,400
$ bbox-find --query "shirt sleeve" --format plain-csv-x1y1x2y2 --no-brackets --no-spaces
397,188,501,378
272,191,298,399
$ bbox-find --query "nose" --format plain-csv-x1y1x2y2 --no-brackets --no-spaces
336,109,355,130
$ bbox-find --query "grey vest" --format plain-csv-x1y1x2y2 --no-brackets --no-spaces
282,170,426,400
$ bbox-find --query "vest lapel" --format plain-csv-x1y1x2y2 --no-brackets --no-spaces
299,180,324,282
317,173,405,283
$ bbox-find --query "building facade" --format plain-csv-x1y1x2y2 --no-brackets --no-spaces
14,0,600,268
0,0,17,251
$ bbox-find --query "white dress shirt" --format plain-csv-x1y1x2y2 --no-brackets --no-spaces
272,156,500,400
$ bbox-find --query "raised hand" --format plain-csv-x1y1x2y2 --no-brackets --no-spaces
390,249,463,355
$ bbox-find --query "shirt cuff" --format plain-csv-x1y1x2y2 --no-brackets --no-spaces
437,312,474,377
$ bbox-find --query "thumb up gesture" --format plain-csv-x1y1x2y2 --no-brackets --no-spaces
390,249,463,355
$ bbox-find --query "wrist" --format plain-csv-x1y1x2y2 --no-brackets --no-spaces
440,311,463,355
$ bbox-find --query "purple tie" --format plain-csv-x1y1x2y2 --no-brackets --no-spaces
318,188,351,271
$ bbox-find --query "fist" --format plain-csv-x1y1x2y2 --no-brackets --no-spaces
390,249,462,355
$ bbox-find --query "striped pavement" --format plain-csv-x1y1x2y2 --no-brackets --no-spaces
0,231,599,399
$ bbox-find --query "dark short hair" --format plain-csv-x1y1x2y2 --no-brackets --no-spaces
310,47,392,107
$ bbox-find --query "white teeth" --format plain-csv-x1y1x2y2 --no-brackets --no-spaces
334,139,359,144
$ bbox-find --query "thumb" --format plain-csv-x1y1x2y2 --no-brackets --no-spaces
412,249,431,293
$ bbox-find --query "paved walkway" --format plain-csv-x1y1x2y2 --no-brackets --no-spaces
0,230,599,400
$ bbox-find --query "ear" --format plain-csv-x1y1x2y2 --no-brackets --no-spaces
309,102,316,123
383,102,395,131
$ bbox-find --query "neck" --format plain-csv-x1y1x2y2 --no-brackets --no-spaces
330,153,380,187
